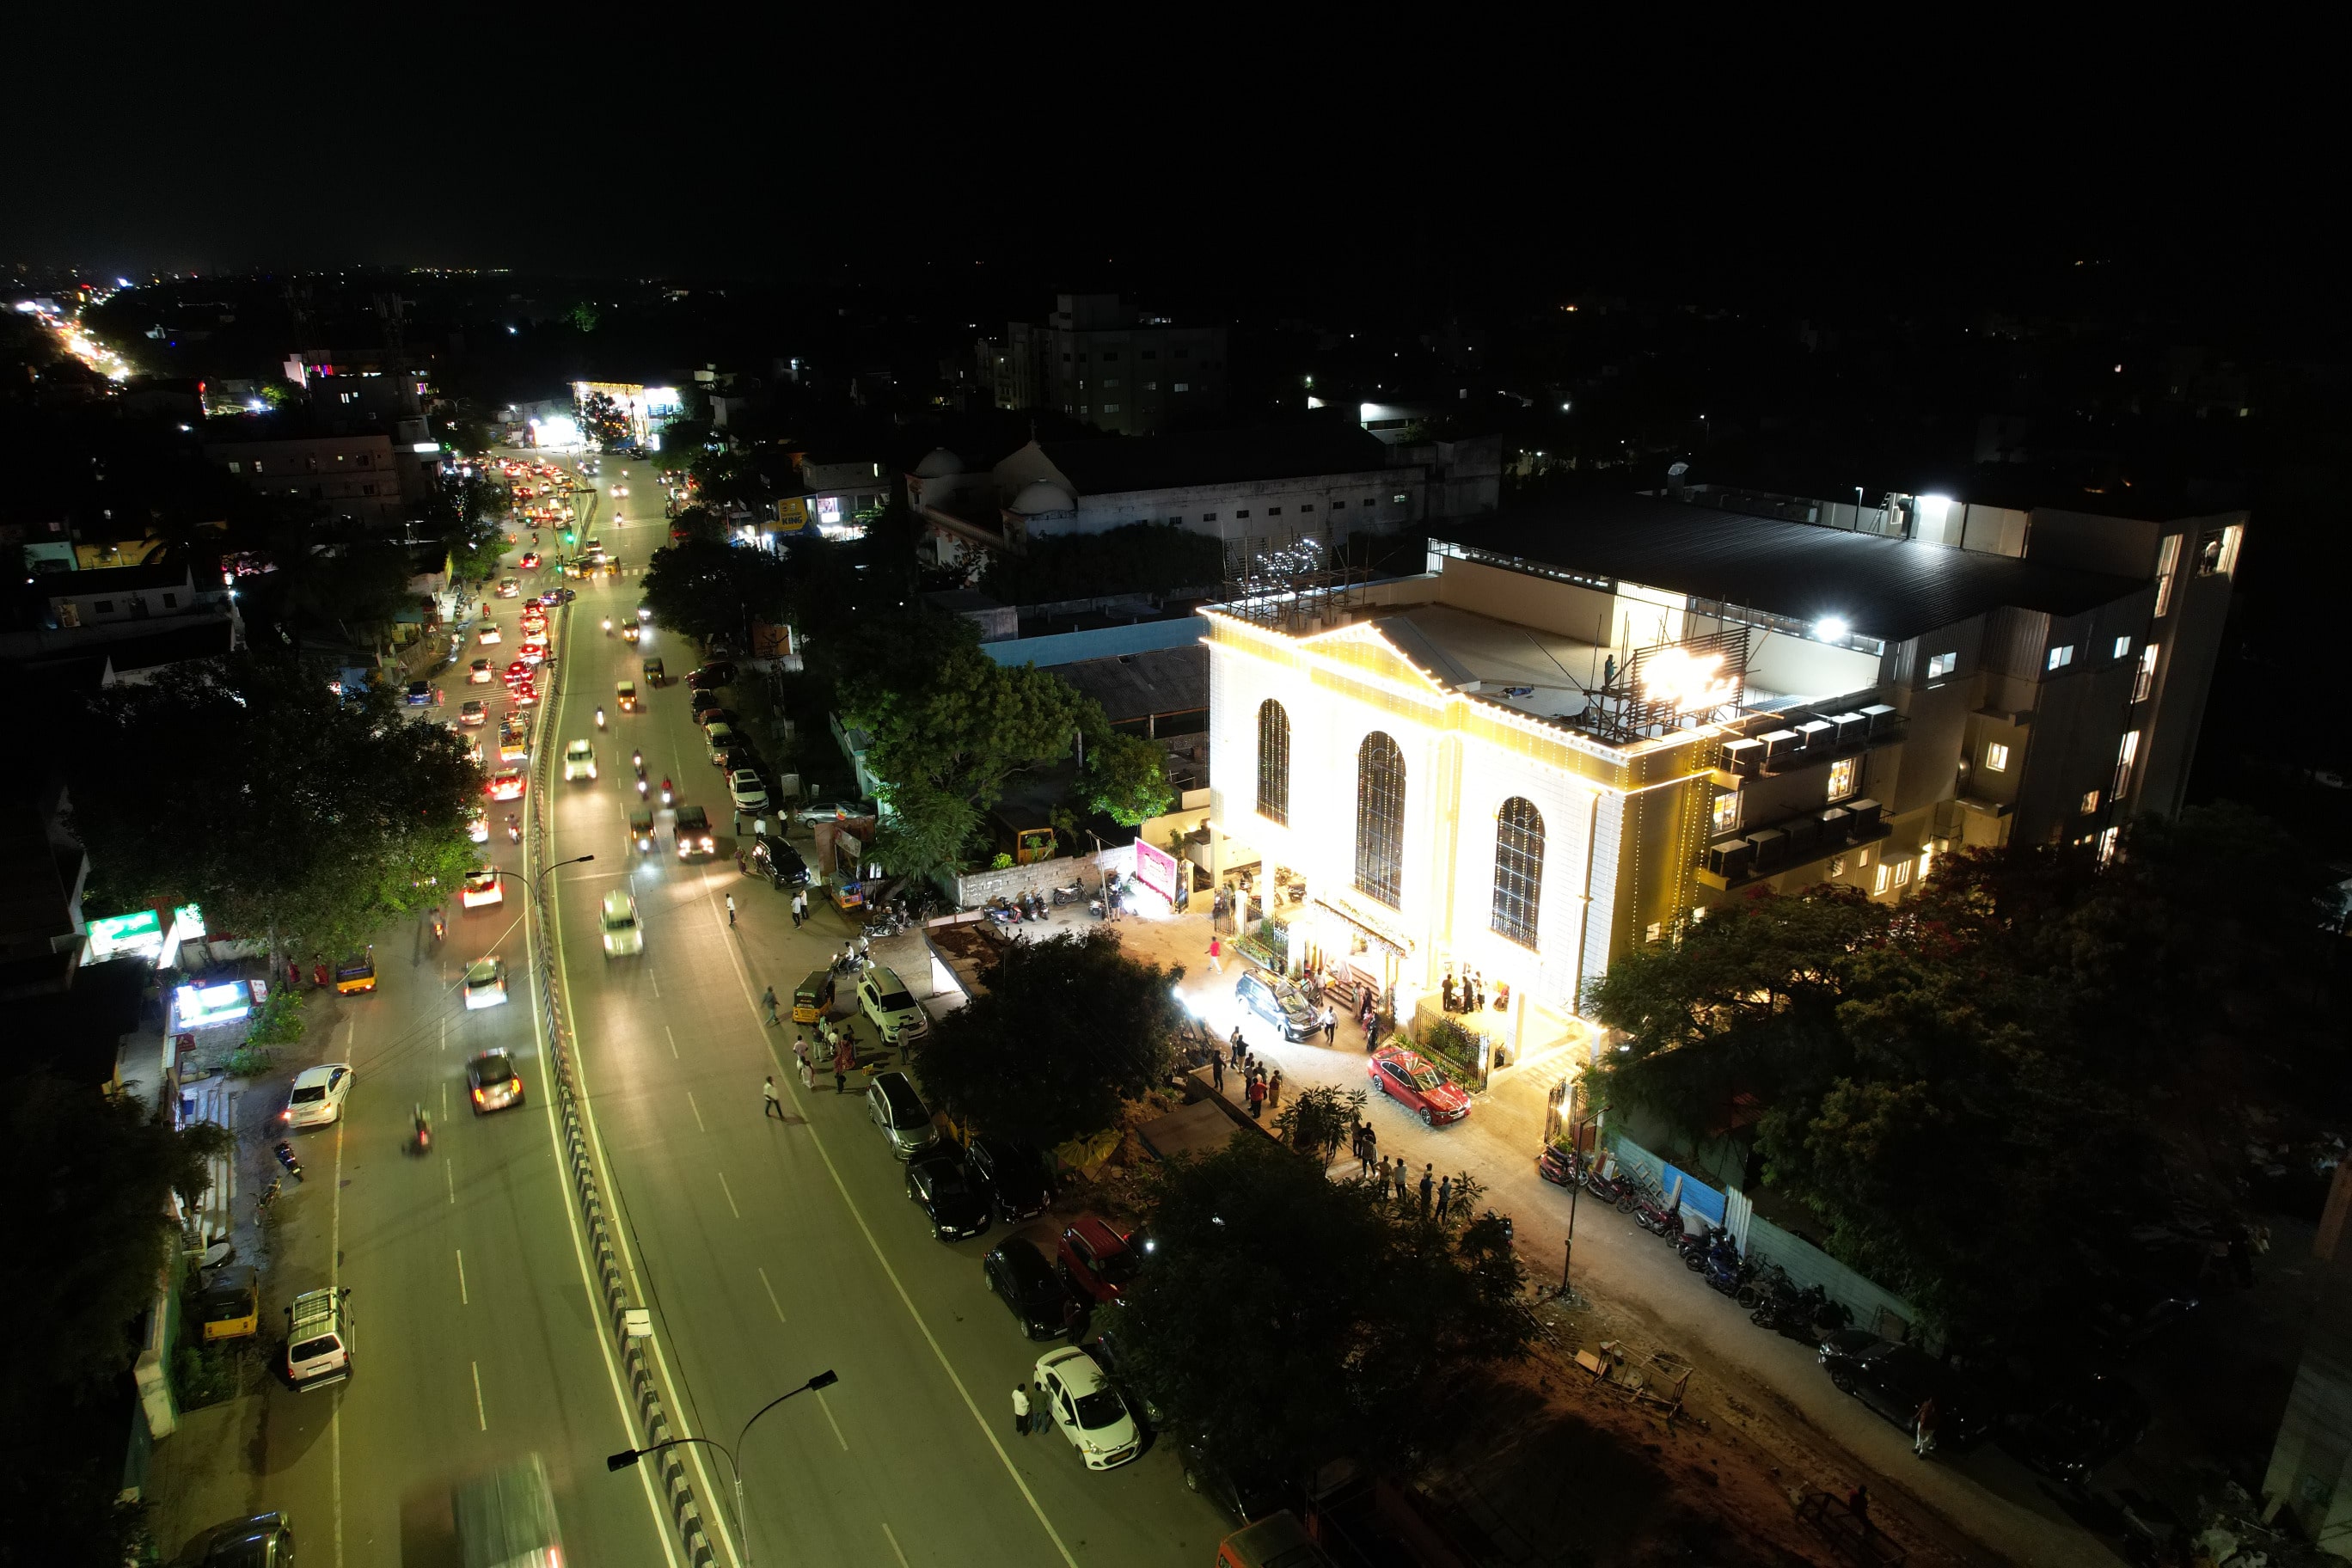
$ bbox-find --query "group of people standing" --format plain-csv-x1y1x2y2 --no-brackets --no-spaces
1441,965,1488,1014
1208,1027,1285,1118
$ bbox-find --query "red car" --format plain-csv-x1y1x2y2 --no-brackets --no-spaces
1369,1045,1471,1126
504,660,532,683
511,685,539,707
519,551,541,569
486,769,526,800
1057,1216,1142,1305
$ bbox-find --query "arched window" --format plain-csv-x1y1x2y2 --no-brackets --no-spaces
1354,732,1406,907
1256,700,1290,826
1491,797,1545,948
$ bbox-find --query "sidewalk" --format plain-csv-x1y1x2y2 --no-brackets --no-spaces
1104,903,2118,1568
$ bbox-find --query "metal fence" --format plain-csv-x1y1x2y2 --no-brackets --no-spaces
523,600,720,1568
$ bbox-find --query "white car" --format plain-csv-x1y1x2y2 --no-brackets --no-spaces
728,769,769,812
462,867,504,908
704,722,736,764
282,1063,354,1130
468,809,490,843
495,579,520,598
564,739,597,781
1034,1346,1139,1469
459,700,487,726
600,890,643,956
858,966,928,1044
478,624,502,645
463,957,510,1010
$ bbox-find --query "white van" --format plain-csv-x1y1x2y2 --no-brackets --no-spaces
599,890,643,956
285,1287,352,1390
858,966,928,1043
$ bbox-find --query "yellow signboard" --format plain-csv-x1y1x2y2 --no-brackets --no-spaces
777,496,808,532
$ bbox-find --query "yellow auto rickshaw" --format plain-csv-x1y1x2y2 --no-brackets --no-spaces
793,969,831,1026
193,1265,260,1343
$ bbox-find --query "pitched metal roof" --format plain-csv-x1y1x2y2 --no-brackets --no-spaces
1038,426,1393,497
1044,646,1207,723
1436,495,2147,640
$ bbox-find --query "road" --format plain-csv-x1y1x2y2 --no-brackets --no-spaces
248,453,677,1567
535,464,1234,1565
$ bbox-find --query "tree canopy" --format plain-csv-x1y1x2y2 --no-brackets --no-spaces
1118,1136,1529,1484
1584,804,2337,1340
576,389,626,446
640,539,794,646
67,652,480,958
903,928,1180,1148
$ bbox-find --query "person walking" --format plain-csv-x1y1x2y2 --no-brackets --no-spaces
1418,1164,1435,1216
1321,1007,1337,1047
763,1075,784,1120
1205,935,1224,974
1228,1028,1245,1069
1210,1055,1225,1093
1011,1384,1031,1436
726,893,738,928
1847,1485,1871,1536
833,1038,854,1094
1363,1121,1377,1171
1436,1173,1453,1218
1366,1015,1381,1054
1913,1395,1939,1458
735,848,748,876
790,891,803,929
762,985,780,1026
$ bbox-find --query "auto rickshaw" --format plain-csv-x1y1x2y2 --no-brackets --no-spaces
616,681,640,713
334,949,377,995
640,657,665,687
792,969,832,1026
193,1265,261,1343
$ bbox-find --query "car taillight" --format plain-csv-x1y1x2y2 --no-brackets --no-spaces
471,1087,484,1104
280,1109,291,1121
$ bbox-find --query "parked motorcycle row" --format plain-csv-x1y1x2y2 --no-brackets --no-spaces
1537,1143,1852,1344
979,870,1134,928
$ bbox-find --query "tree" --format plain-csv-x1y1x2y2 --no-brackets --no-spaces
1273,1083,1367,1166
640,539,794,646
66,652,479,961
903,929,1181,1148
869,781,980,885
576,389,626,447
1583,808,2333,1340
1080,729,1174,826
0,1071,231,1564
1118,1137,1528,1485
652,419,715,475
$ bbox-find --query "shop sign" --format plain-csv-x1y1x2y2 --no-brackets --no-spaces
1133,838,1179,903
88,909,163,960
777,496,808,533
173,979,253,1030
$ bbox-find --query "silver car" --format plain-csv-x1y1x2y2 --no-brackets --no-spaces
866,1071,940,1160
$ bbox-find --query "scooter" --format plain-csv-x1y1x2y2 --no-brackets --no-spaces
1632,1191,1681,1236
273,1141,304,1182
412,1106,432,1156
595,707,607,729
1023,888,1047,921
633,750,644,770
1537,1144,1586,1188
660,779,673,805
1583,1166,1635,1212
505,815,521,844
636,775,649,799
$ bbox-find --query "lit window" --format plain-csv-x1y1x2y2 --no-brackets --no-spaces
1645,922,1663,943
1101,404,1120,413
1173,382,1190,392
2113,635,2132,659
1874,862,1891,895
1491,798,1545,949
2134,644,2159,701
1926,651,1956,680
2098,826,2119,864
2081,789,2101,814
1143,381,1157,390
1893,859,1912,887
1354,732,1406,908
1256,701,1290,827
1985,743,2011,773
1392,493,1408,505
2047,644,2075,671
1711,790,1741,835
1827,758,1859,801
2113,730,2140,799
1829,856,1847,877
2154,534,2181,616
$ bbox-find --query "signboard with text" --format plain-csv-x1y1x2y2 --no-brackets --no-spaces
1133,839,1179,903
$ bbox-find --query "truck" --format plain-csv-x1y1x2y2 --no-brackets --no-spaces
674,805,714,860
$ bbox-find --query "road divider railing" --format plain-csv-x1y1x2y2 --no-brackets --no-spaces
524,597,720,1568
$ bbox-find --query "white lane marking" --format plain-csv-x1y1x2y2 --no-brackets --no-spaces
665,1025,679,1059
471,1362,488,1430
818,1389,850,1453
332,1122,345,1568
688,1092,706,1133
737,991,1078,1562
882,1522,910,1567
440,1018,448,1053
756,1267,786,1325
543,667,720,1568
456,1249,469,1306
445,1158,456,1206
718,1172,740,1219
345,1019,355,1049
649,971,661,998
442,1081,449,1119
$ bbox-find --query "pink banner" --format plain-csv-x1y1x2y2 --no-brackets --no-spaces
1133,838,1179,903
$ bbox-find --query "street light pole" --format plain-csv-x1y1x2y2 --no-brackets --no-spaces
607,1369,837,1568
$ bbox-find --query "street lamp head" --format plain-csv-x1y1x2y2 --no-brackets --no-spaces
606,1449,641,1472
806,1369,839,1392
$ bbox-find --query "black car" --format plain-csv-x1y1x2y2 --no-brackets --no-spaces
967,1135,1053,1222
1235,971,1318,1042
984,1238,1078,1339
719,744,766,776
686,663,734,692
750,833,810,889
1818,1339,1994,1449
906,1149,992,1240
1087,1324,1165,1424
1177,1439,1298,1526
1998,1373,2150,1484
178,1510,295,1566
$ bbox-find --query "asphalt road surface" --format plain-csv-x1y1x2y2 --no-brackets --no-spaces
531,464,1234,1564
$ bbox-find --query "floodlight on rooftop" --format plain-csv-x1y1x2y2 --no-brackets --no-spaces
1816,617,1851,643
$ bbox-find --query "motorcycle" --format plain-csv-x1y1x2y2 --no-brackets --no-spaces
1632,1191,1681,1237
985,896,1021,927
273,1141,304,1181
603,616,613,635
1705,1251,1752,1298
1583,1165,1636,1213
1050,880,1083,906
660,778,673,805
595,707,607,729
636,775,649,799
1686,1229,1737,1273
1537,1143,1591,1188
633,750,644,770
505,814,521,844
1087,885,1109,919
412,1106,432,1156
1024,888,1047,921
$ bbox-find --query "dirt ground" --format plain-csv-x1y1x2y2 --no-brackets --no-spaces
1408,1284,2000,1568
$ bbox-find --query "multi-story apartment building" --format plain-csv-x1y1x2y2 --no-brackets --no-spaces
1201,483,2239,1063
980,294,1226,436
205,431,415,528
